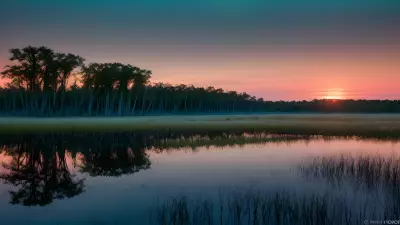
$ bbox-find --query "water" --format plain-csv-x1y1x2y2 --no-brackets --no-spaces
0,132,399,225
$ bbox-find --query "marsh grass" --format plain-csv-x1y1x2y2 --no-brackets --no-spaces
148,150,400,225
298,154,400,192
298,154,400,220
149,190,371,225
1,114,400,137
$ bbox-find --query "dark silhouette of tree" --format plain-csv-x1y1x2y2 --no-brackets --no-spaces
39,47,59,92
82,63,151,93
57,53,85,92
1,46,43,91
1,46,84,93
82,63,114,92
133,68,152,88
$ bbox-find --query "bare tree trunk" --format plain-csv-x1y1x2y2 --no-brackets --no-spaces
118,92,124,116
88,91,93,116
141,87,147,115
184,95,188,112
104,93,110,116
132,96,137,115
146,96,154,113
126,93,131,115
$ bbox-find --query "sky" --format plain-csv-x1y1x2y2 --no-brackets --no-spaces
0,0,399,100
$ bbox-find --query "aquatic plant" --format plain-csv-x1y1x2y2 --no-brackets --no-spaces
149,190,372,225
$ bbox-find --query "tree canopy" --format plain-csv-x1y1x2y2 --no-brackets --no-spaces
1,46,84,92
81,62,151,92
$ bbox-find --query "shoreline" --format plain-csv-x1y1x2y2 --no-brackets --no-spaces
0,113,400,136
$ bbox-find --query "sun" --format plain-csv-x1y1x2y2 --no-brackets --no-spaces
321,88,345,100
324,95,342,100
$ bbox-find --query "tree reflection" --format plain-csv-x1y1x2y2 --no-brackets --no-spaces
78,146,150,177
0,133,153,206
0,138,84,206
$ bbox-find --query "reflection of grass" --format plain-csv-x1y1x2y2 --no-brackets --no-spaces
152,134,400,151
1,132,399,158
151,134,312,151
149,190,365,225
1,114,400,137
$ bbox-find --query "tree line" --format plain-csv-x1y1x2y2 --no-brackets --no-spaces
0,46,399,116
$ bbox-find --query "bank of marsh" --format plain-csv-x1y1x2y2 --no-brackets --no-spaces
1,114,400,136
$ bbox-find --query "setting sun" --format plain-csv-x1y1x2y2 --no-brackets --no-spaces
321,88,345,100
324,95,342,100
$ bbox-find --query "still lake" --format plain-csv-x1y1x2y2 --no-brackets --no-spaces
0,132,399,225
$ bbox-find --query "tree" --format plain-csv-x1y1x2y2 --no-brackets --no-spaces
133,68,152,88
39,47,59,92
1,46,43,91
1,46,84,92
82,63,152,93
57,53,85,92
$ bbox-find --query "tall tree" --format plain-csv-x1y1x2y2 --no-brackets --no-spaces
133,68,152,88
1,46,84,92
81,63,116,92
57,53,85,92
39,47,59,92
82,63,151,92
113,63,136,92
1,46,43,91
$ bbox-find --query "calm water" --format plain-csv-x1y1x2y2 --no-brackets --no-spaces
0,132,399,225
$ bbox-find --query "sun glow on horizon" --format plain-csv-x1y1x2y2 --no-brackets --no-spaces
320,88,345,100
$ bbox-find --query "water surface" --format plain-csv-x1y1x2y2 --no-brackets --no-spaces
0,132,399,224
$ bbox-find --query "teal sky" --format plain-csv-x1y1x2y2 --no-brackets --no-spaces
1,0,399,100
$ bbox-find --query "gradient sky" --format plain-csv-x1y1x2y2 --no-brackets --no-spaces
1,0,399,100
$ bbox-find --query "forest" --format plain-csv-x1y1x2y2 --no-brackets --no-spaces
1,46,399,116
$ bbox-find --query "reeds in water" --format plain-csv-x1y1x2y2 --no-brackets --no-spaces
298,154,400,192
149,190,367,225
